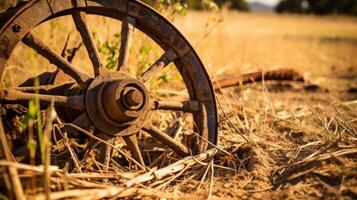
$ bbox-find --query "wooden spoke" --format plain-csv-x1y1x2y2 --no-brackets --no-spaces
103,137,115,173
72,113,92,129
139,48,178,82
152,100,200,113
117,16,135,72
95,133,115,174
72,11,103,76
22,32,91,88
142,124,189,157
7,82,75,93
0,89,85,111
60,113,92,140
123,134,145,167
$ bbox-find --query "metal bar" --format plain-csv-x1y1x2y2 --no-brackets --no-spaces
152,100,200,113
212,68,305,90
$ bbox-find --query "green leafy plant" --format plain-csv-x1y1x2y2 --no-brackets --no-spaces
20,78,45,164
92,0,192,89
95,32,121,70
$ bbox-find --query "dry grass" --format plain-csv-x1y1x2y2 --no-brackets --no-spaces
1,9,357,199
174,11,357,199
175,11,357,90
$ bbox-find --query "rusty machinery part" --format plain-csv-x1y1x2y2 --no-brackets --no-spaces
212,69,305,90
85,71,150,136
0,0,218,166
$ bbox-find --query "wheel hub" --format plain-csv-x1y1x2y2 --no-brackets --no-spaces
86,72,150,136
121,87,144,110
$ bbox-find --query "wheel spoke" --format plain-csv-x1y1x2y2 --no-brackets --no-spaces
117,16,135,72
72,11,103,76
123,134,145,167
72,113,92,129
0,89,85,111
152,100,200,113
8,82,75,93
139,48,178,82
142,124,189,157
60,113,92,139
22,32,92,88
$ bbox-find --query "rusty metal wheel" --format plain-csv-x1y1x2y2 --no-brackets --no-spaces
0,0,217,170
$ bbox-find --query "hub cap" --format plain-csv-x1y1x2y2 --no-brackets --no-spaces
86,72,150,136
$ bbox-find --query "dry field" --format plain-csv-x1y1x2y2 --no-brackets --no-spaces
172,11,357,199
1,8,357,199
176,11,357,89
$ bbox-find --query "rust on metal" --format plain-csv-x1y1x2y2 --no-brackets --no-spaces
125,90,143,107
0,0,219,168
212,68,305,90
152,100,200,113
85,71,150,136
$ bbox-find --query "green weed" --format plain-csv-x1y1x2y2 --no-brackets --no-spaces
20,78,45,164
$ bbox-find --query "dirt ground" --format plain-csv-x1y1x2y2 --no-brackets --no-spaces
173,11,357,199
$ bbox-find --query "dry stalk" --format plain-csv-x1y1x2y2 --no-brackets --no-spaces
149,121,182,168
0,118,25,200
43,101,57,200
310,109,335,137
54,125,83,173
125,148,219,187
32,187,169,200
207,159,214,200
274,148,357,186
58,172,132,180
155,165,189,189
185,129,231,155
216,95,249,142
333,105,356,136
0,160,59,173
60,123,146,171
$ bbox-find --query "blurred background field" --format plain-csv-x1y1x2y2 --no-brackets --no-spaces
174,11,357,90
2,0,357,90
2,5,357,89
0,0,357,88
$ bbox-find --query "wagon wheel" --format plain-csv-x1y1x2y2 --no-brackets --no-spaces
0,0,217,170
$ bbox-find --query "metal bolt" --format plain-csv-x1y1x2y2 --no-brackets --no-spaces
12,24,21,33
125,89,143,107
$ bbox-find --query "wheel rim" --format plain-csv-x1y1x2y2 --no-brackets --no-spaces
0,0,218,169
